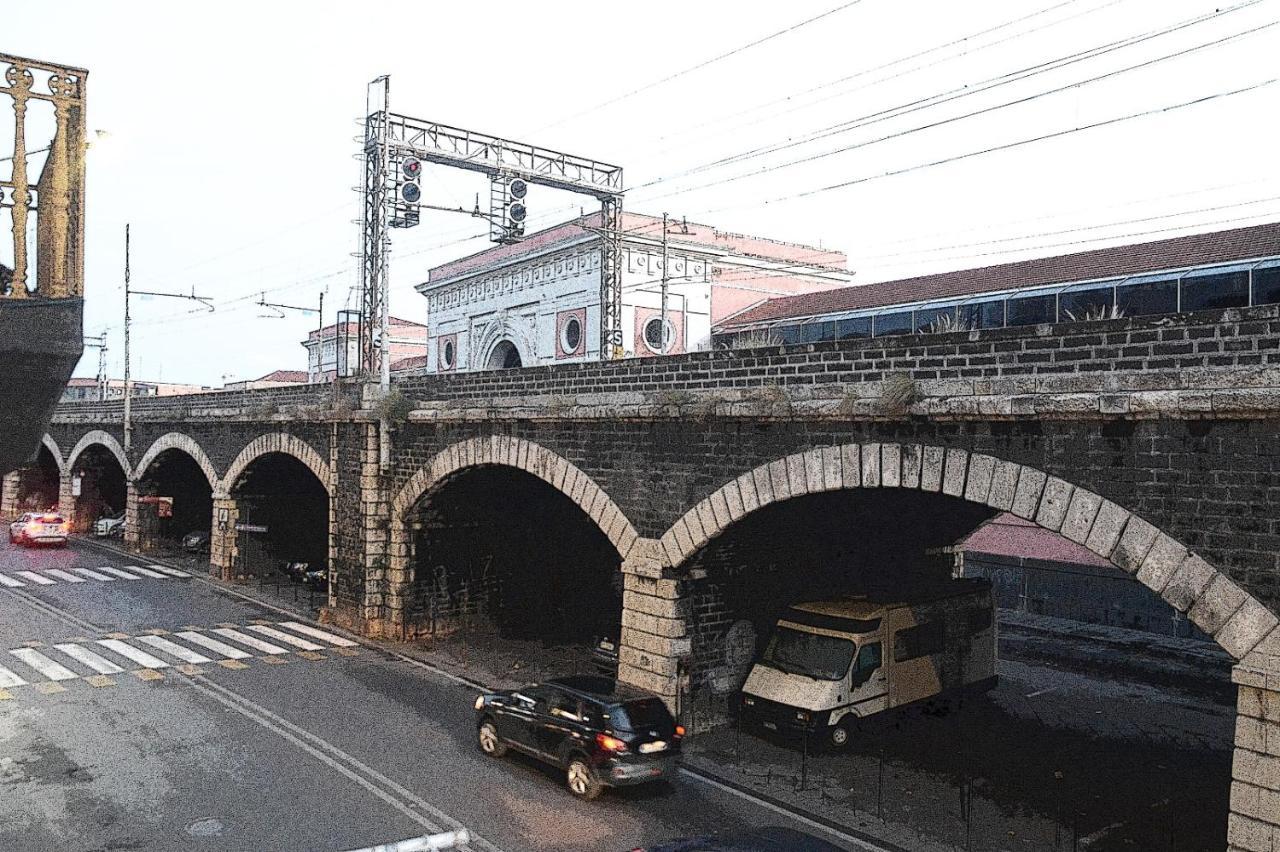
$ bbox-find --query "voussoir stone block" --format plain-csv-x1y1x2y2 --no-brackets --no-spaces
1010,467,1046,519
1190,574,1249,638
920,446,945,492
1060,488,1102,545
737,471,761,515
1161,553,1218,613
942,449,968,498
841,444,862,490
899,444,923,489
964,454,996,504
1112,516,1159,574
881,444,902,488
1135,533,1189,594
804,448,826,493
861,443,881,488
787,453,809,497
1218,598,1280,661
1084,500,1130,559
1035,477,1074,532
821,445,843,492
986,460,1020,511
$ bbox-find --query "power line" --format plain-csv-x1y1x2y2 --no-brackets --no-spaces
650,0,1108,151
708,76,1277,211
633,3,1273,201
529,0,870,134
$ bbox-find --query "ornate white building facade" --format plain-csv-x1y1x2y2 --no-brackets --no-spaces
414,212,850,372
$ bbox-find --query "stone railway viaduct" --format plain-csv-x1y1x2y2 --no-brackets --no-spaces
14,304,1280,850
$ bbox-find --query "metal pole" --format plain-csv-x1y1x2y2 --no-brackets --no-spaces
379,75,391,395
317,291,325,381
660,212,669,355
122,224,132,452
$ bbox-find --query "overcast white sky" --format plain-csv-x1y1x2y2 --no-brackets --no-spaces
7,0,1278,385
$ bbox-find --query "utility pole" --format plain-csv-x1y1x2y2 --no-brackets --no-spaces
256,291,326,381
660,212,669,354
122,225,215,451
123,224,131,450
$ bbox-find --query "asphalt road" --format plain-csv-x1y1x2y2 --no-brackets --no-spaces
0,538,875,852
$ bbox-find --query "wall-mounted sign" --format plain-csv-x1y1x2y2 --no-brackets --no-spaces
235,523,268,533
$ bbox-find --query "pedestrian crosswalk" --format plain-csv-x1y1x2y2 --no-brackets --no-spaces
0,621,359,698
0,563,190,588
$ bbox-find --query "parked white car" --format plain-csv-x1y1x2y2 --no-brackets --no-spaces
94,512,125,538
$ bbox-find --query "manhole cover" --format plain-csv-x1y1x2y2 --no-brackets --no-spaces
186,818,224,837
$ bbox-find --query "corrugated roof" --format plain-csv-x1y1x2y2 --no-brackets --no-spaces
720,222,1280,328
255,370,308,383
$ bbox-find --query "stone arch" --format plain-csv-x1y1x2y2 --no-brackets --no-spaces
64,430,129,479
381,437,639,630
134,432,219,490
40,434,67,476
658,443,1279,663
470,314,534,371
219,432,332,498
390,436,638,559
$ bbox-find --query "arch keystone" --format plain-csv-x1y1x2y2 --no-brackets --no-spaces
880,444,902,489
860,444,881,488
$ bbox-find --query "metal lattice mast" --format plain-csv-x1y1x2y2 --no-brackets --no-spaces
359,76,391,380
599,197,623,360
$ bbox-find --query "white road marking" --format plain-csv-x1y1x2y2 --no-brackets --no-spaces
94,566,143,580
9,648,79,681
278,621,359,648
246,624,324,651
0,574,26,587
44,569,86,583
175,631,252,660
147,564,191,578
122,565,167,579
54,643,125,675
14,571,55,585
1026,687,1059,698
213,628,288,655
96,639,170,669
72,567,116,581
134,635,212,664
0,664,28,688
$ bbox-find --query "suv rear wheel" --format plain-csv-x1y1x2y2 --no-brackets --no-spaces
477,719,507,757
566,757,603,800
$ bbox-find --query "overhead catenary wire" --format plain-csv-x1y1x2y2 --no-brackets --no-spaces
528,0,871,135
632,5,1275,202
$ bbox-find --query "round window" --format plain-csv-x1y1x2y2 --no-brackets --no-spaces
561,315,582,354
441,339,455,369
643,316,674,353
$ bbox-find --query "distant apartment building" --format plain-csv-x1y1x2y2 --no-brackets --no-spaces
222,370,310,391
414,212,850,373
60,377,211,403
303,317,428,382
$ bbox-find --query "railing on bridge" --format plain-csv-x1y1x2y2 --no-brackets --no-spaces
1,52,89,475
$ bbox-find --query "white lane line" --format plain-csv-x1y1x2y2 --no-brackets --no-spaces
9,648,80,681
54,643,125,675
0,663,28,687
278,621,359,648
146,564,191,578
14,571,55,586
212,628,288,655
0,574,26,587
94,566,143,580
175,631,252,660
96,639,170,669
134,635,212,664
72,567,116,581
246,624,324,651
123,565,168,579
1026,687,1059,698
44,569,86,583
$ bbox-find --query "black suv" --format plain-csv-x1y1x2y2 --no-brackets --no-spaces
474,675,683,800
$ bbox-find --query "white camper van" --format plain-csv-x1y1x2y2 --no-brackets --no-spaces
738,579,996,749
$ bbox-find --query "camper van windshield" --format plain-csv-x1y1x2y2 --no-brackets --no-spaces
762,626,855,681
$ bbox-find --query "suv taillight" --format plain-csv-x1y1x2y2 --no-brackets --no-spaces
595,733,627,753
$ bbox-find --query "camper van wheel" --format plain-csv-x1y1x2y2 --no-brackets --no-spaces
828,718,856,750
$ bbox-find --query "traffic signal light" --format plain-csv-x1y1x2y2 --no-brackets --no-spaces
400,157,423,204
506,176,527,239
